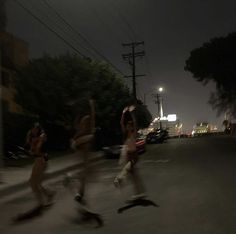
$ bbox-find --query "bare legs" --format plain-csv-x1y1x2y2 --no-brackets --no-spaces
29,157,54,207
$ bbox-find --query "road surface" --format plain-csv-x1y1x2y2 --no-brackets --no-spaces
0,135,235,234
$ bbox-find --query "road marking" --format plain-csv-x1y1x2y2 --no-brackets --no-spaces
142,159,170,164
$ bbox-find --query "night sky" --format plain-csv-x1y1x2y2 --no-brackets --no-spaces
5,0,236,132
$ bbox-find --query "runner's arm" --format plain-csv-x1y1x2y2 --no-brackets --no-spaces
130,109,137,138
35,133,46,155
120,107,129,133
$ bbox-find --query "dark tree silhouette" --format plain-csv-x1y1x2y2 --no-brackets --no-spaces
14,54,152,143
185,32,236,116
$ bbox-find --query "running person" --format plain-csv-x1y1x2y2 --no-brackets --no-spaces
114,106,146,200
26,123,55,208
71,98,95,204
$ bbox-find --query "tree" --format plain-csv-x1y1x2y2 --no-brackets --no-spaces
14,54,152,147
134,100,153,129
185,32,236,116
15,54,132,128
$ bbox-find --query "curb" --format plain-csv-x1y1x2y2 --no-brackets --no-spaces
0,154,104,200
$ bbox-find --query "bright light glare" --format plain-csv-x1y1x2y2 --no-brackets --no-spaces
167,114,177,122
158,87,163,92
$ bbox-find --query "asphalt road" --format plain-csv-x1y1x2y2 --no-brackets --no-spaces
0,135,235,234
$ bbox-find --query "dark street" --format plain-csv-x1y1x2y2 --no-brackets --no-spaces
0,135,235,234
1,1,236,233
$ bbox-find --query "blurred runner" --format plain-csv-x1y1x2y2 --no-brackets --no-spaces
70,98,95,204
26,122,55,208
114,106,146,201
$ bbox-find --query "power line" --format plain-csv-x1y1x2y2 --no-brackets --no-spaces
105,0,151,85
98,0,134,42
13,0,87,58
108,1,152,81
109,1,138,41
40,0,125,75
42,0,113,62
144,46,153,79
109,1,154,84
29,0,98,59
13,0,125,76
82,0,124,45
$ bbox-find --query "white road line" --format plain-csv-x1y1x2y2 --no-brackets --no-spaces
142,159,170,164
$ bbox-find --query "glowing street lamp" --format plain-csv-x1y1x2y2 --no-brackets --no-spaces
157,86,164,118
158,87,164,93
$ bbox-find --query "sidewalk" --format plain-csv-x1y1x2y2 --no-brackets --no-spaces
0,151,103,200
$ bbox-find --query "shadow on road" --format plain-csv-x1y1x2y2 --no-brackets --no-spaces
12,204,54,224
69,209,104,229
117,198,159,214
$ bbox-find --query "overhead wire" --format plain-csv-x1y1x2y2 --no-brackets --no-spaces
13,0,125,76
109,0,138,41
74,0,141,78
40,0,125,75
13,0,87,58
144,46,153,79
31,0,98,59
108,1,153,79
97,0,134,42
80,0,124,46
106,0,154,99
42,0,118,63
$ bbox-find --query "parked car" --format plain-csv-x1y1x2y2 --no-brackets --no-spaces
103,136,146,158
102,145,123,159
3,144,30,160
136,135,146,154
146,129,168,144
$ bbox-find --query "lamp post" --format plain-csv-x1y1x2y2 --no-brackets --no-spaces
158,87,164,118
156,87,164,118
155,86,164,129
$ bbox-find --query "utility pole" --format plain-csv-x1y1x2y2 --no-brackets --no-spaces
122,41,145,100
0,41,4,183
154,93,163,129
155,93,161,117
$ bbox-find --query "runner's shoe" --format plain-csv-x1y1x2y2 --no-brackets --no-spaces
113,177,122,188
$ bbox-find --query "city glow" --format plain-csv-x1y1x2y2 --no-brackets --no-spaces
160,116,167,121
167,114,177,122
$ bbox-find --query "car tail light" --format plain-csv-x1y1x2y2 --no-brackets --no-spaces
136,140,144,146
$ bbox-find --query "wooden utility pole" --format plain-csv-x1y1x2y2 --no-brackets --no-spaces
122,41,145,100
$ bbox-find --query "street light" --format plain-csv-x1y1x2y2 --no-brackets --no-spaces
153,86,165,130
158,87,163,93
157,86,164,118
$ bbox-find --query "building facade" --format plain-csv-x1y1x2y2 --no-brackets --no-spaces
0,31,29,113
146,114,183,137
192,122,210,136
